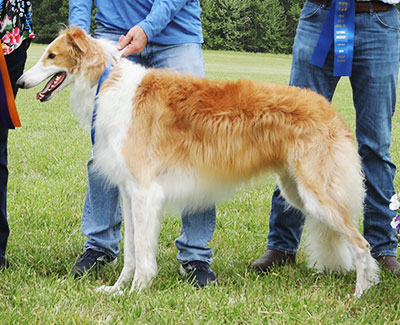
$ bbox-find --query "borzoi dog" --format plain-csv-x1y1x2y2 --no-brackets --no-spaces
17,27,379,297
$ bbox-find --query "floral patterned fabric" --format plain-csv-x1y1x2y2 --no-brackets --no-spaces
0,0,34,55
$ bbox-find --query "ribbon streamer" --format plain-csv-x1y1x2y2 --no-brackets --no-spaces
310,0,355,77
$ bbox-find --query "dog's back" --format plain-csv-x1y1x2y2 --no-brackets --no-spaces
99,65,353,183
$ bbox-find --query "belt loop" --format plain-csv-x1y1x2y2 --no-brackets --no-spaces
368,1,374,14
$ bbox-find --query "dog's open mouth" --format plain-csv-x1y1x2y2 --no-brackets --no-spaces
36,72,66,102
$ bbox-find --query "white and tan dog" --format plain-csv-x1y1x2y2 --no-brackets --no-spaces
17,27,379,297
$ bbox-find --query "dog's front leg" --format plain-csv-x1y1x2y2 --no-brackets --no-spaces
130,183,165,292
97,186,136,295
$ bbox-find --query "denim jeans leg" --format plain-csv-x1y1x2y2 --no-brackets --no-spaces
267,187,305,255
82,153,122,257
267,1,339,254
175,208,216,264
79,28,127,257
350,8,400,257
146,43,216,264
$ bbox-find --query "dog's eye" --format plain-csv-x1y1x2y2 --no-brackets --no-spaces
47,53,56,59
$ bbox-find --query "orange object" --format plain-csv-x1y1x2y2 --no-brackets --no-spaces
0,44,21,128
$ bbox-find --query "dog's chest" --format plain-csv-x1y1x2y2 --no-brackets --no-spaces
91,65,147,185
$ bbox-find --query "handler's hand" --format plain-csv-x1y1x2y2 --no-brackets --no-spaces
117,25,148,57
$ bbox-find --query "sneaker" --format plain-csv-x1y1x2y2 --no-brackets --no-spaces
179,260,217,287
71,249,116,278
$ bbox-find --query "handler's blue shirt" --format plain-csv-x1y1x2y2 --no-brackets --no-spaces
69,0,203,45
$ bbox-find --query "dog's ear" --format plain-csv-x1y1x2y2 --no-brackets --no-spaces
65,27,89,54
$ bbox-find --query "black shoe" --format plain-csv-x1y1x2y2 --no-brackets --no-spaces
71,249,116,278
179,260,217,287
0,256,10,270
249,249,296,274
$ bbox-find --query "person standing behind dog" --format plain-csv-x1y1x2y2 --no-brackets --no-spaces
0,0,34,269
69,0,217,287
250,0,400,275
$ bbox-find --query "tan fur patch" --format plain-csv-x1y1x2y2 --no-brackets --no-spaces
122,69,355,184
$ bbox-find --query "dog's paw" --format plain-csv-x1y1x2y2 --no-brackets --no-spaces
96,285,124,296
128,276,153,294
353,283,367,299
346,289,363,299
311,270,324,277
129,280,147,294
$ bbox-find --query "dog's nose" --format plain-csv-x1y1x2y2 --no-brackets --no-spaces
16,78,25,89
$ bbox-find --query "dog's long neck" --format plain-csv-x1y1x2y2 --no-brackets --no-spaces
69,38,117,130
70,76,97,130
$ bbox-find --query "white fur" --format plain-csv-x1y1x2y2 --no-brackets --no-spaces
69,75,97,130
93,59,147,187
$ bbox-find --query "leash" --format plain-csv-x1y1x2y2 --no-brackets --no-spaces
91,56,113,145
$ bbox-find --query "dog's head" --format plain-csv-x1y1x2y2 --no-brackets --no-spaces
17,27,111,102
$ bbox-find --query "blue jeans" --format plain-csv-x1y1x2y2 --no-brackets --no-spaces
267,1,399,257
82,27,216,264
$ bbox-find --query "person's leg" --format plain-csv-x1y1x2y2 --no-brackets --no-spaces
350,8,400,272
73,27,131,276
0,41,27,268
145,42,217,286
73,28,185,276
81,160,122,257
0,127,9,264
73,27,173,277
251,0,340,272
175,206,216,263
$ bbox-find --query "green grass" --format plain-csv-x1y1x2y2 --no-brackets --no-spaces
1,44,400,323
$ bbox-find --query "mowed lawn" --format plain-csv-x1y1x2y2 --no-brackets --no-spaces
1,43,400,323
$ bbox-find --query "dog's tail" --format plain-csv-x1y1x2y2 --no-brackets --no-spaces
289,123,379,295
305,218,354,272
295,133,365,273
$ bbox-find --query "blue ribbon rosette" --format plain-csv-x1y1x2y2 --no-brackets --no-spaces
310,0,355,76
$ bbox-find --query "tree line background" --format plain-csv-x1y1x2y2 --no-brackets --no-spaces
30,0,303,54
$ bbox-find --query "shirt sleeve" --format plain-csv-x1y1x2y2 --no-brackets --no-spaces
69,0,93,33
137,0,189,41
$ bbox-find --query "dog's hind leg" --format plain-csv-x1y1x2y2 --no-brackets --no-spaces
289,150,379,297
130,182,165,292
97,184,136,295
277,172,354,271
305,214,379,298
321,214,379,298
298,185,378,297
